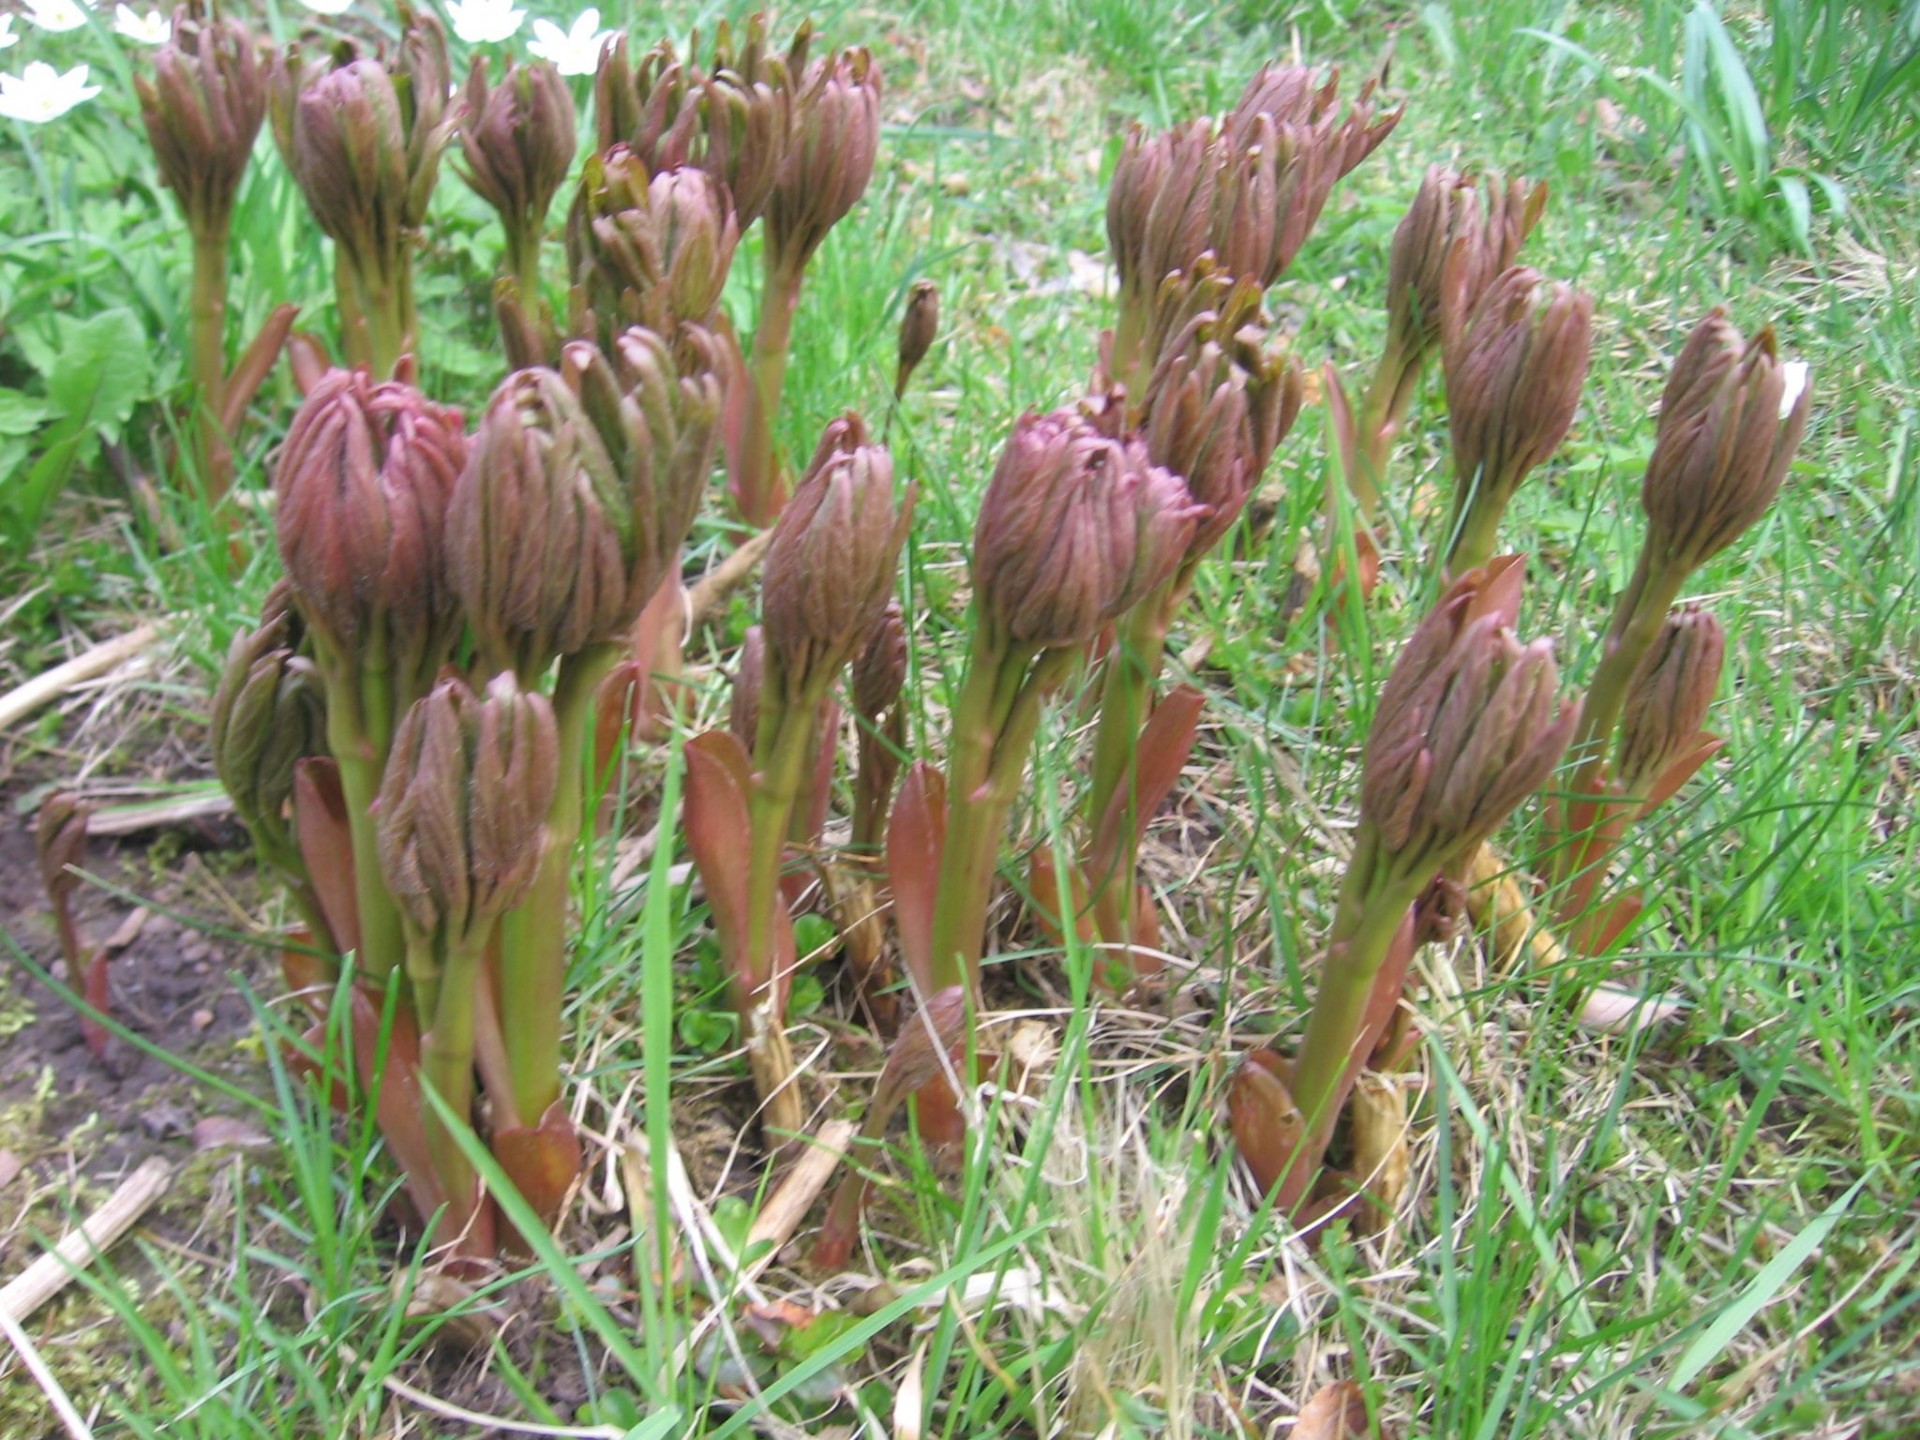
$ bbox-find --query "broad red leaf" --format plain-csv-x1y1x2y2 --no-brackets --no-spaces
886,762,947,997
293,758,359,957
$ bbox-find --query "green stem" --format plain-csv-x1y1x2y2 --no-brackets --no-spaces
1445,485,1512,577
334,250,372,373
421,928,488,1232
1283,830,1426,1197
504,222,542,312
496,642,622,1128
925,633,1064,996
1549,547,1688,888
1108,284,1151,412
1082,588,1173,942
1349,344,1420,518
737,255,802,527
743,683,820,994
189,223,232,505
322,635,405,984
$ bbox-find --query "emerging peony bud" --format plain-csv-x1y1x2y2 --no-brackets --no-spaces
210,583,327,870
596,18,808,228
1442,266,1593,571
275,58,411,274
569,150,741,334
763,46,880,272
972,399,1207,651
760,413,911,696
1226,64,1401,176
135,3,268,237
274,368,467,659
1615,605,1725,799
447,365,630,671
1141,299,1304,561
895,279,939,397
1106,118,1214,303
853,599,908,725
650,165,741,324
376,673,557,947
1388,166,1547,366
1361,557,1580,877
272,8,458,271
1641,310,1811,576
456,56,577,261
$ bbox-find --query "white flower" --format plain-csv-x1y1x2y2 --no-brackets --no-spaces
113,4,168,43
447,0,525,45
298,0,353,15
526,7,612,77
23,0,92,33
0,16,19,49
0,62,103,122
1777,360,1810,419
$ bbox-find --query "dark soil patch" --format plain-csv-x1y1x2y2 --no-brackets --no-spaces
0,787,273,1187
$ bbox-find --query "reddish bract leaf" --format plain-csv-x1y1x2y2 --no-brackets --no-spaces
286,331,331,394
493,1098,584,1240
346,984,448,1234
221,304,300,435
293,757,359,957
886,762,947,997
684,729,797,1005
1229,1050,1305,1199
1638,732,1724,817
1026,848,1094,948
683,728,755,974
1090,684,1204,879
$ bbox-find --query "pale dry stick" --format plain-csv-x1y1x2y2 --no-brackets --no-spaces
0,625,160,737
686,528,775,627
742,1117,854,1280
0,1157,172,1323
86,789,234,838
0,1306,95,1440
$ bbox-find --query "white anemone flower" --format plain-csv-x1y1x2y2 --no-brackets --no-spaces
23,0,93,34
298,0,353,15
526,7,612,77
0,16,19,49
447,0,525,45
113,4,169,43
0,62,104,122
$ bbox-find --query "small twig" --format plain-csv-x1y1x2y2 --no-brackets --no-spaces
686,530,774,632
0,1158,173,1323
0,625,160,737
0,1306,95,1440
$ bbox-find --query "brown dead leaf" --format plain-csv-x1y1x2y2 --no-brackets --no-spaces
1296,1379,1374,1439
0,1150,22,1190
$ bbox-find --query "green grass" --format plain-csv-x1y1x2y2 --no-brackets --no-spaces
2,0,1917,1434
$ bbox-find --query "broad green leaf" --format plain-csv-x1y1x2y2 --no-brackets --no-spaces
46,308,150,445
0,389,51,437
